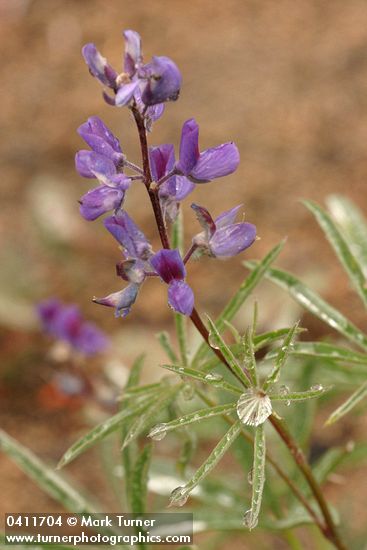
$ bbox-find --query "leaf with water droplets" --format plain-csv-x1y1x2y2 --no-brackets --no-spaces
58,395,156,468
192,241,286,367
243,424,266,530
148,404,237,440
206,315,251,388
237,389,272,427
304,200,367,308
266,341,367,366
130,443,152,515
161,364,243,395
327,194,367,277
263,322,299,391
325,381,367,425
244,261,367,351
169,421,242,506
270,385,330,402
121,385,181,450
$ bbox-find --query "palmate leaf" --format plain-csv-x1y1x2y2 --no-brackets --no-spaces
192,241,286,367
245,261,367,351
148,403,237,440
325,381,367,425
0,429,95,513
58,395,156,468
206,315,251,387
304,200,367,307
161,364,242,395
243,424,266,530
263,323,299,391
327,195,367,275
169,420,242,507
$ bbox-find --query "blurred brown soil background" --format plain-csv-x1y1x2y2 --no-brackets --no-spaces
1,0,367,545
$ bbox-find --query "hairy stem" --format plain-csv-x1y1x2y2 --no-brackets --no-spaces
133,106,346,550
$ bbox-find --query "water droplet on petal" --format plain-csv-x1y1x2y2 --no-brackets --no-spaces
243,509,258,530
148,423,167,441
205,373,223,382
237,388,272,426
311,384,323,391
169,485,189,507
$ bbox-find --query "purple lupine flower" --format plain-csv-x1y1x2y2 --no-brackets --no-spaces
75,117,131,220
37,299,109,355
150,249,194,315
93,283,140,318
149,144,194,222
191,203,257,258
94,211,153,318
83,30,181,114
176,119,240,183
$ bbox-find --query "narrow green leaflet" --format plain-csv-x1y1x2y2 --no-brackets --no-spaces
304,200,367,307
266,341,367,366
243,424,266,530
157,331,178,363
0,429,95,513
206,315,250,387
131,443,153,514
192,241,285,367
270,386,329,402
58,396,155,468
325,381,367,425
121,385,182,450
313,447,346,484
148,404,237,440
263,323,299,391
241,330,257,386
126,354,145,389
169,420,242,506
161,364,243,395
121,382,163,399
327,194,367,275
245,261,367,351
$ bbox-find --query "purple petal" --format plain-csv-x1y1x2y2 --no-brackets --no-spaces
116,259,146,284
176,119,200,175
215,205,243,229
93,283,140,318
164,176,195,201
37,298,62,333
123,30,142,76
168,280,194,315
150,249,186,283
75,150,117,179
140,56,182,106
79,185,125,221
103,210,152,260
102,173,131,190
115,81,140,106
78,117,122,154
209,223,257,257
82,43,117,88
149,144,175,182
147,103,165,122
191,203,216,238
190,142,240,183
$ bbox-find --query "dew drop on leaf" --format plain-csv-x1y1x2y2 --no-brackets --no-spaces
148,423,167,441
236,388,272,426
169,485,189,507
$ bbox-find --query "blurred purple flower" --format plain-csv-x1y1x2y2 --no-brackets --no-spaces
176,119,240,183
37,299,109,356
149,144,194,222
150,249,194,315
191,203,257,258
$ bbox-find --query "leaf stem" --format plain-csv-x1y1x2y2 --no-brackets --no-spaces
132,106,346,550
